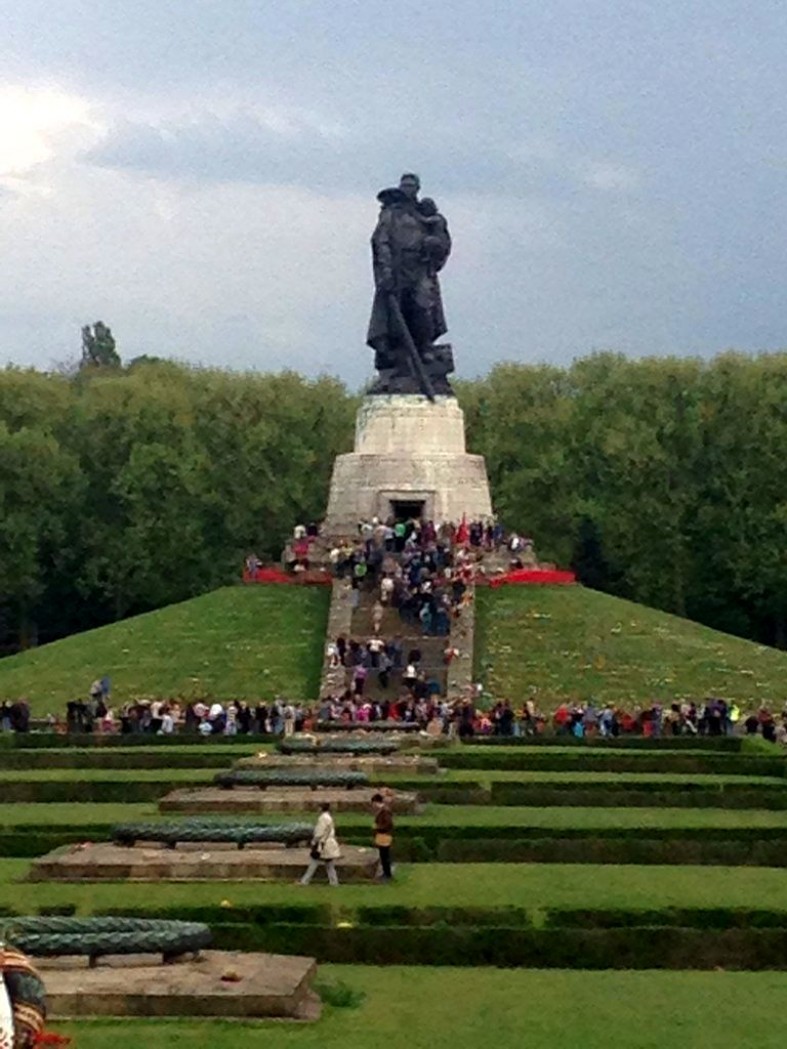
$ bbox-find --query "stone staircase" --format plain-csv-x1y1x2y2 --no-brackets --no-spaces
346,585,449,701
317,562,478,702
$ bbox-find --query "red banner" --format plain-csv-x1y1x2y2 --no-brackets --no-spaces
242,568,331,586
488,568,576,587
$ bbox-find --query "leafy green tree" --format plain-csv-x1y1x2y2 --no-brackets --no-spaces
80,322,120,369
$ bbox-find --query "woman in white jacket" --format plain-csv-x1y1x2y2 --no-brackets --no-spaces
299,802,341,886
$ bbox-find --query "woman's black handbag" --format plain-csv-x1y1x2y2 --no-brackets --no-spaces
310,844,321,861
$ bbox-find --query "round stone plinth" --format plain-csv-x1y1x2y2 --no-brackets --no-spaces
323,394,492,533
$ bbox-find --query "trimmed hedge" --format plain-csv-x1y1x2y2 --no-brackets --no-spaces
439,752,786,778
79,902,787,933
10,819,787,863
544,908,787,930
0,751,254,771
13,734,274,749
354,906,531,927
460,736,744,751
10,820,787,862
434,837,787,866
0,781,183,803
79,903,787,967
207,922,787,969
99,903,333,926
0,777,484,805
490,783,787,809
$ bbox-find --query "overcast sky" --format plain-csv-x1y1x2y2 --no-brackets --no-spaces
3,0,787,388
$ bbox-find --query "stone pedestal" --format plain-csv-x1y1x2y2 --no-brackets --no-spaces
29,842,378,883
324,395,492,534
158,786,421,815
41,951,319,1020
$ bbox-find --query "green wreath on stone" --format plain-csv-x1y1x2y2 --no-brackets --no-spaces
112,820,313,849
315,720,420,732
6,917,212,967
214,769,369,790
277,739,400,755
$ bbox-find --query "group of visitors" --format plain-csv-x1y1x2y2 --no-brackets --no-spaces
467,697,787,742
0,699,30,732
327,635,451,699
55,691,787,745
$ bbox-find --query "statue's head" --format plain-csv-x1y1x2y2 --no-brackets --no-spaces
399,172,420,200
418,197,437,216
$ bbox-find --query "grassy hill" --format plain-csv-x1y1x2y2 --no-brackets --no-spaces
476,584,787,707
4,579,786,717
0,586,329,714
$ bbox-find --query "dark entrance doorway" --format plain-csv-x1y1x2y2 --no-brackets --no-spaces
390,499,425,522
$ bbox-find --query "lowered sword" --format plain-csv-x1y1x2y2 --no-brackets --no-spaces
387,293,436,402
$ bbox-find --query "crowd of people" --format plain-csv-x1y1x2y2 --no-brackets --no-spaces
460,697,787,742
50,691,787,744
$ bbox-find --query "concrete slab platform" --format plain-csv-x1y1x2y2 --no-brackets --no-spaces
234,753,439,776
39,949,318,1019
158,786,422,815
29,842,379,882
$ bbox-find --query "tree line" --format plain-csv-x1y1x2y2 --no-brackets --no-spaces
1,351,787,652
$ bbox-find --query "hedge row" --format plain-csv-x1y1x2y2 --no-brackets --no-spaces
439,752,785,777
490,784,787,809
3,776,783,807
0,751,252,771
0,778,487,805
544,908,787,930
433,837,787,866
83,903,787,932
4,748,773,776
0,782,183,803
207,922,787,969
10,820,787,847
13,734,274,750
461,736,743,751
10,828,787,866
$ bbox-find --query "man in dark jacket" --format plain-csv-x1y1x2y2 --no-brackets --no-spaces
371,792,394,882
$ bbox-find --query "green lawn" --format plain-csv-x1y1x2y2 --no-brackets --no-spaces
443,768,786,785
6,861,787,913
0,586,329,714
476,584,787,704
0,768,218,782
49,967,787,1048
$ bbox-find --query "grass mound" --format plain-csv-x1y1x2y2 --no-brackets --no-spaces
0,586,329,714
476,584,787,704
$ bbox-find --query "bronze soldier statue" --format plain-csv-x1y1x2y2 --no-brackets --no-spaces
366,174,454,398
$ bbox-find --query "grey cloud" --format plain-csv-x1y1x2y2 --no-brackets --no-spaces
82,111,586,200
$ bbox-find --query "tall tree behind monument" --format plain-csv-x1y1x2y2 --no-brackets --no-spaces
80,322,121,369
